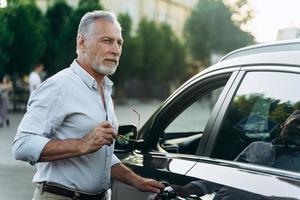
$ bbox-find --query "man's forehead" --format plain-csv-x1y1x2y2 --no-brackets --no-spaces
89,20,122,38
89,32,123,42
93,19,121,31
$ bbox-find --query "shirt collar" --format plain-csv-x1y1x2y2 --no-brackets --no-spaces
70,60,113,92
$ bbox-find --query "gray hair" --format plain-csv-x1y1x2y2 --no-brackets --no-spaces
77,10,121,37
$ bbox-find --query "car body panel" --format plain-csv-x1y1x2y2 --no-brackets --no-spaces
120,151,199,186
114,39,300,199
187,158,300,199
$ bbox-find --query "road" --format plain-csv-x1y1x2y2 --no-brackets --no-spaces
0,99,162,200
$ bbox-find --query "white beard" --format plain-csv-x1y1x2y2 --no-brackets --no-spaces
92,63,117,75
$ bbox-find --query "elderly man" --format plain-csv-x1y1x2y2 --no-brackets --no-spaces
13,10,164,200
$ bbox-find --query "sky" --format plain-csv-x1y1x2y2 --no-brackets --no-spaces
247,0,300,43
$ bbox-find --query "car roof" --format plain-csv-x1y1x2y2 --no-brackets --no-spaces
168,39,300,105
193,39,300,79
219,39,300,61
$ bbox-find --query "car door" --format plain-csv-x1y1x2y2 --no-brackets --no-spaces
118,68,241,186
179,65,300,200
184,158,300,200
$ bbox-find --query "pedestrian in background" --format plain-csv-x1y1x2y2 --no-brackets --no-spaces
28,63,44,95
0,74,13,127
13,10,164,200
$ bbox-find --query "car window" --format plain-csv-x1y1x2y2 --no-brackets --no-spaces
212,71,300,173
165,87,223,133
159,85,225,155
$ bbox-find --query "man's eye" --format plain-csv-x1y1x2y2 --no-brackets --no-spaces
102,39,112,44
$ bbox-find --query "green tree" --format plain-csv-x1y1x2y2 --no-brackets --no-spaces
136,19,176,83
159,23,187,83
111,13,142,87
184,0,254,66
58,0,103,69
118,18,187,98
135,19,159,82
112,14,186,98
0,9,13,76
78,0,99,8
42,0,72,75
5,1,46,76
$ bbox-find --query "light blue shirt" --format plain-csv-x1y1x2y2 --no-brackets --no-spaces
12,60,120,194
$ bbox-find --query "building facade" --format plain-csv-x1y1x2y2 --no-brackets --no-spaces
276,27,300,41
37,0,197,37
101,0,197,37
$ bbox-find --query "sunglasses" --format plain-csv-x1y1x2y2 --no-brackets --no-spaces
116,109,142,143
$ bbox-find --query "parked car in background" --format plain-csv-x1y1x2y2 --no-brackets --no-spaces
114,39,300,200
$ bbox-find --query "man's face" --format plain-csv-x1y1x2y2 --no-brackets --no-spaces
83,19,123,75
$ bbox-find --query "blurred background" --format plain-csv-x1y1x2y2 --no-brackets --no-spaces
1,0,299,107
0,0,257,109
1,0,300,199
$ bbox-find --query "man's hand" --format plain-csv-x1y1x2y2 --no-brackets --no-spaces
133,177,165,194
39,121,117,161
111,163,165,194
81,121,117,154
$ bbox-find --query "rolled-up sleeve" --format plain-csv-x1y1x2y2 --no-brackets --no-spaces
12,79,65,164
12,133,50,164
110,153,121,167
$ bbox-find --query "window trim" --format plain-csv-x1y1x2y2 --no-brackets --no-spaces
206,66,300,159
195,70,243,155
143,71,238,154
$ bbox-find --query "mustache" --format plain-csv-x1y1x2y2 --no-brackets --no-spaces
104,58,118,63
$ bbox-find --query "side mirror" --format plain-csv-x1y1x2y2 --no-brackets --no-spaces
118,124,138,137
115,125,144,153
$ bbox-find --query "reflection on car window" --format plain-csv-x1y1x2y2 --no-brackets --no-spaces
235,110,300,173
165,87,224,133
213,71,300,162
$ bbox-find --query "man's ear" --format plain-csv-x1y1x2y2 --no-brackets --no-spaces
77,34,86,52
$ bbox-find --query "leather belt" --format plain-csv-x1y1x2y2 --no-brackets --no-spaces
40,182,106,200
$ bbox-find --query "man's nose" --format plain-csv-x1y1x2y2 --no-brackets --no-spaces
111,42,121,56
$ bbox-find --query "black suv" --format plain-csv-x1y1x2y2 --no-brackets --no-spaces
114,39,300,200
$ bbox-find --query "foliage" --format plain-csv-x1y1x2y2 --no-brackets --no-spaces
136,19,187,83
42,0,72,75
160,24,187,82
111,15,187,98
4,1,46,76
111,13,142,86
108,16,187,98
78,0,99,8
0,9,13,76
135,19,162,82
184,0,254,66
58,0,103,69
2,0,187,98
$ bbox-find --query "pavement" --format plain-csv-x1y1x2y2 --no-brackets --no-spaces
0,113,36,200
0,99,162,200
